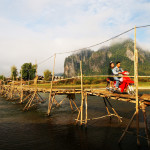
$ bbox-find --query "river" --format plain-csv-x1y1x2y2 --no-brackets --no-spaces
0,90,150,150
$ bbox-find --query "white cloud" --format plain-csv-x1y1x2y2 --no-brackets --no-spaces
0,0,150,76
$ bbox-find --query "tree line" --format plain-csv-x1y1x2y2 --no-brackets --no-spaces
1,63,52,81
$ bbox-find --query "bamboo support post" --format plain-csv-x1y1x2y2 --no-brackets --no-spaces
105,98,122,122
76,107,81,124
27,92,36,109
118,111,137,143
23,93,34,110
48,54,56,115
80,61,84,125
103,98,111,120
119,26,141,145
134,26,140,145
85,93,88,126
72,100,79,112
22,93,32,103
58,97,66,106
69,99,73,110
37,93,44,101
53,97,59,106
35,94,40,101
20,69,23,103
48,95,55,114
11,76,15,99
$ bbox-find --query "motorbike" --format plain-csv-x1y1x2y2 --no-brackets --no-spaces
106,71,135,95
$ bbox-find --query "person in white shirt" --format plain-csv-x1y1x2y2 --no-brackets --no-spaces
112,61,124,89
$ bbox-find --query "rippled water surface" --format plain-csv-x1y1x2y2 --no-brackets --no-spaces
0,90,150,150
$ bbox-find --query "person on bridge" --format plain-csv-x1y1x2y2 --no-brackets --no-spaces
112,61,124,90
108,61,115,89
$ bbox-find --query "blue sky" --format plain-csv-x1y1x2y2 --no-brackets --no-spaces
0,0,150,75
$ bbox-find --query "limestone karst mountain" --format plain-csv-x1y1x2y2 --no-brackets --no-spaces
64,39,150,77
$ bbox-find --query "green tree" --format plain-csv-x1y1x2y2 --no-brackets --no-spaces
43,70,52,81
0,75,5,80
21,63,36,81
11,65,18,80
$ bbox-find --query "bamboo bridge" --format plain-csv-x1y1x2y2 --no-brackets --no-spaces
0,26,150,147
0,82,150,146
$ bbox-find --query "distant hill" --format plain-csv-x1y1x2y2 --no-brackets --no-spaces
64,39,150,77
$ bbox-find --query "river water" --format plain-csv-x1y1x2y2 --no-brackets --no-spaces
0,90,150,150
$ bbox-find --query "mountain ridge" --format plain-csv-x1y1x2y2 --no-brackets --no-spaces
64,39,150,77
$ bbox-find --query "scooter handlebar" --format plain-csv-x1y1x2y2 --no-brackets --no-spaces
121,71,129,75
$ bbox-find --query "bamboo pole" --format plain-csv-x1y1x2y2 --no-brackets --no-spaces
76,107,81,124
53,97,59,106
80,61,84,125
10,75,14,99
118,111,137,143
23,92,35,110
72,100,79,112
105,98,122,122
103,98,111,120
21,93,32,103
48,95,55,114
35,60,38,90
48,54,56,115
69,99,73,110
76,75,150,78
134,26,140,145
58,97,66,106
27,92,36,109
85,93,88,126
20,69,23,103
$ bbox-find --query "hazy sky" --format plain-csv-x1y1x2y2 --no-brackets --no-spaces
0,0,150,76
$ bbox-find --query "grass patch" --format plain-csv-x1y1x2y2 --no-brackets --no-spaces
29,81,150,89
30,83,106,89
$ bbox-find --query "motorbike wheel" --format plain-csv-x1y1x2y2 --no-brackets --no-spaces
106,81,110,91
127,85,135,95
